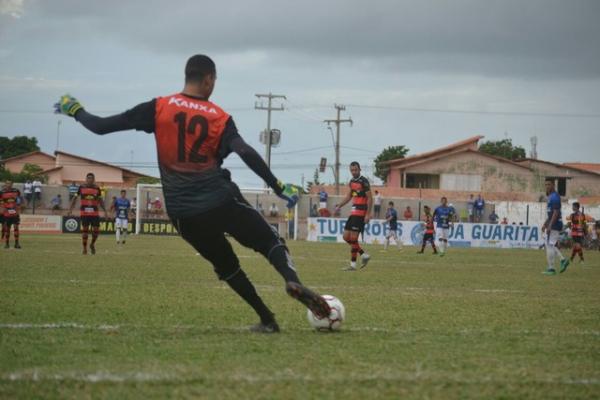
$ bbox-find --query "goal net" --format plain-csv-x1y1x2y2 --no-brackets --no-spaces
134,183,299,239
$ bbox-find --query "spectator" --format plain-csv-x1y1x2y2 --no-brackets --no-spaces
23,180,33,206
333,204,341,217
310,204,319,217
318,186,328,212
488,208,499,224
373,190,382,218
153,197,163,214
99,182,108,199
50,194,62,213
501,217,508,225
467,194,474,222
256,203,265,216
131,197,137,216
403,206,413,220
474,194,485,222
32,179,42,203
68,181,79,200
269,203,279,217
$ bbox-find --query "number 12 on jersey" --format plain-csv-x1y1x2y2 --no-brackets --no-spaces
174,112,208,163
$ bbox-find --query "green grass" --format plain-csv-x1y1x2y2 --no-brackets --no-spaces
1,235,599,399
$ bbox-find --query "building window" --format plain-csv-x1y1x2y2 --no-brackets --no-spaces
546,177,567,196
406,173,440,189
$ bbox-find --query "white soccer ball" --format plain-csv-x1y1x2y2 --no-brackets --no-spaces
307,295,345,331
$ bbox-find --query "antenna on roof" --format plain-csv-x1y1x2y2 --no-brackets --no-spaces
530,136,538,159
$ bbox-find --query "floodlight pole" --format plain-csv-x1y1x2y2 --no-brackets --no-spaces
324,104,353,195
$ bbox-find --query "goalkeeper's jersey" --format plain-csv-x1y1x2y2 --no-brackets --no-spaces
118,93,242,218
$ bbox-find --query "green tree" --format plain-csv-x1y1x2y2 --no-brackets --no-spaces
374,145,409,183
305,168,321,193
0,136,40,160
19,163,46,182
479,139,526,161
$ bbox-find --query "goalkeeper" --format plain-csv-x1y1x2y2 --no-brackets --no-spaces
54,54,329,333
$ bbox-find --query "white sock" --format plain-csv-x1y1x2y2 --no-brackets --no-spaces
122,229,127,242
546,245,555,269
116,229,121,243
384,238,389,250
351,261,357,268
397,239,402,249
552,245,564,261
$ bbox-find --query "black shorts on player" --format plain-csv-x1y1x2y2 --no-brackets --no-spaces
81,216,100,228
344,215,365,233
572,236,584,245
422,233,434,243
4,216,20,226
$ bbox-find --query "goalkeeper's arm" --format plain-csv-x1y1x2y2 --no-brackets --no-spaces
229,135,282,193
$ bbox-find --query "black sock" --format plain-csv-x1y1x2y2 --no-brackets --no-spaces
268,245,301,284
226,270,275,324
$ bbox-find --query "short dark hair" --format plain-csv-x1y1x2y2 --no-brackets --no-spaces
545,179,555,185
388,201,394,206
86,172,95,178
573,202,580,208
120,190,126,194
350,161,361,169
185,54,216,83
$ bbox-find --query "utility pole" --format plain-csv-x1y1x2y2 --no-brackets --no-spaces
255,93,286,169
324,104,353,195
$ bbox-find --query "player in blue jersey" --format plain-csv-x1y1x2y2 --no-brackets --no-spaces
383,201,402,251
113,190,131,244
433,197,455,256
542,180,569,275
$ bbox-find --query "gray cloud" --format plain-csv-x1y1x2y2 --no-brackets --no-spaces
11,0,599,80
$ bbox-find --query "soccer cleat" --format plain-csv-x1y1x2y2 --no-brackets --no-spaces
417,250,424,254
285,282,331,319
542,268,557,276
249,321,280,334
439,252,445,257
360,253,371,269
559,258,570,273
4,243,9,249
90,244,96,255
14,243,21,249
342,265,357,271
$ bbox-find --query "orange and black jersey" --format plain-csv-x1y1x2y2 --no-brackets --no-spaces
569,212,586,237
349,175,370,217
78,184,102,217
423,214,435,234
75,93,280,218
1,189,21,217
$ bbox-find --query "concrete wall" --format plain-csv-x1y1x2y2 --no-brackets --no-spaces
518,160,600,198
55,153,124,186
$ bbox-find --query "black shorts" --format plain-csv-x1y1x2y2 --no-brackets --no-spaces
4,216,20,226
344,215,365,232
172,195,285,280
81,216,100,228
572,236,584,244
422,232,434,242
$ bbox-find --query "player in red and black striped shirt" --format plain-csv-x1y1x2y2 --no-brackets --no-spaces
417,205,437,254
68,173,107,255
1,180,22,249
336,161,372,271
54,54,330,333
567,202,587,263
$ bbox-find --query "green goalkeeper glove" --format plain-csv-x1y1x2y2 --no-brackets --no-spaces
54,94,83,117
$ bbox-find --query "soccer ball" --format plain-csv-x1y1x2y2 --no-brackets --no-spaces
307,295,345,331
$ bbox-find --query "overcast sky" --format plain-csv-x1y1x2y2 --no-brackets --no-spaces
1,0,599,187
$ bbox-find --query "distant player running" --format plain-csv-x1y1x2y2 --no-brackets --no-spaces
113,190,131,244
55,54,330,333
542,179,569,275
433,197,454,257
417,205,437,254
567,202,586,264
336,161,372,270
1,180,22,249
383,201,402,251
68,173,107,255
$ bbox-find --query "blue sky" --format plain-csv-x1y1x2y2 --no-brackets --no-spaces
1,0,599,187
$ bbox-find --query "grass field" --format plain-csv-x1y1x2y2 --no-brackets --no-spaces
1,234,599,399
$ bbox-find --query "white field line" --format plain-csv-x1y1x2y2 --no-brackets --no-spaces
0,279,529,295
1,322,598,337
2,370,599,386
